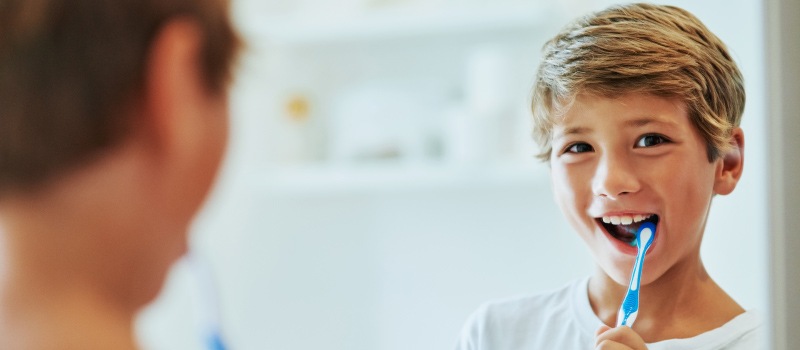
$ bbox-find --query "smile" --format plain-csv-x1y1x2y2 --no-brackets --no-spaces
597,214,660,246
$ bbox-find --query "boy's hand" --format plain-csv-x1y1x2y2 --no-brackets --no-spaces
594,325,648,350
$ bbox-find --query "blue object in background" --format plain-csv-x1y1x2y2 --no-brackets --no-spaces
207,332,227,350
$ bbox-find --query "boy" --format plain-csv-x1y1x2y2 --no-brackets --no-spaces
456,3,762,349
0,0,238,348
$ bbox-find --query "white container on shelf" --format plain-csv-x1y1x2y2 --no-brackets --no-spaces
327,84,440,163
442,44,528,165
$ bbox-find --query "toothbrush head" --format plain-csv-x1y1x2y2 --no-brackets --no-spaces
636,221,656,251
626,221,657,247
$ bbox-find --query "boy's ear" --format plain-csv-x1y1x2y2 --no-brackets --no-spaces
141,18,207,157
713,127,745,195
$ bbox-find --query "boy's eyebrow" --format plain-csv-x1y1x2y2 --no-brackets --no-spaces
554,117,678,139
553,126,592,140
625,117,677,128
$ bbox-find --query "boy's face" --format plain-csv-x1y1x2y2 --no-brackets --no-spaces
548,93,723,286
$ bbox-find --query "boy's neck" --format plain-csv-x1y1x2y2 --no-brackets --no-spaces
0,212,141,350
588,255,745,343
0,150,156,350
0,265,139,350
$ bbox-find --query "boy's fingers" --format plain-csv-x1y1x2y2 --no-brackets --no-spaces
595,339,632,350
594,326,647,350
595,325,612,337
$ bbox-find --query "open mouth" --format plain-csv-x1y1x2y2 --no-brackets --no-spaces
597,214,659,246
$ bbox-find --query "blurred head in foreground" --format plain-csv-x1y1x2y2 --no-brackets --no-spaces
0,0,239,348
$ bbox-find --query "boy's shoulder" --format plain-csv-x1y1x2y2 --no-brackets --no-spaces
648,311,765,350
470,277,598,327
457,277,600,349
475,279,578,320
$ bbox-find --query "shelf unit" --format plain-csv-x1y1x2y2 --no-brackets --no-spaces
253,161,550,196
238,3,559,45
230,2,563,193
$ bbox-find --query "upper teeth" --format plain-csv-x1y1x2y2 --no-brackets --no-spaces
602,214,652,225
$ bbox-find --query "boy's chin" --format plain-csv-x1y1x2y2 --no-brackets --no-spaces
597,259,659,289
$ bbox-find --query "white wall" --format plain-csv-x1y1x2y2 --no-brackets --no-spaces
764,0,800,348
136,1,770,349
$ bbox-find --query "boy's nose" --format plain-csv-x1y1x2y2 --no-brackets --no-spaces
591,154,641,200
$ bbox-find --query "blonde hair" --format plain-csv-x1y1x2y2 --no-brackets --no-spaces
531,3,745,161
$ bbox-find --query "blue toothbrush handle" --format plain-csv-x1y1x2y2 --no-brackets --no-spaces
617,222,654,327
617,288,640,327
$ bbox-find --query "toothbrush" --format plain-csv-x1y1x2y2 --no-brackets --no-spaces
616,221,656,327
187,253,229,350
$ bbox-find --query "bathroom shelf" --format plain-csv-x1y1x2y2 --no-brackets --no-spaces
253,161,549,196
239,3,557,45
229,2,563,196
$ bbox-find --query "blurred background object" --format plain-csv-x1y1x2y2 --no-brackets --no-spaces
135,0,769,349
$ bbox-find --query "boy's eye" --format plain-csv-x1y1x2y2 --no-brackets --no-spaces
635,134,670,148
565,142,594,154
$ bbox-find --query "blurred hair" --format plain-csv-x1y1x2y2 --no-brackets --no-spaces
0,0,240,192
531,3,745,161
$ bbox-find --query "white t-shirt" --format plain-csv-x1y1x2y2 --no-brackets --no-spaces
455,277,764,350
